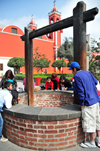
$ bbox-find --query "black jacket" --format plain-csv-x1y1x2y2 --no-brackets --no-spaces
0,75,17,89
59,78,71,90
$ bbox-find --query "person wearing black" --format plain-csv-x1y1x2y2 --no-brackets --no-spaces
0,70,19,105
0,70,17,89
59,75,72,90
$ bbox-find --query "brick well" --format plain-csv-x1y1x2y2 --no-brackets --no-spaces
18,90,74,107
3,91,88,150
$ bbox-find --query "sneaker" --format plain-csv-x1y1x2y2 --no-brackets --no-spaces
79,141,96,148
95,137,100,147
0,137,8,142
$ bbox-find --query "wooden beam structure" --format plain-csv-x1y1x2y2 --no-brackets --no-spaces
20,1,99,106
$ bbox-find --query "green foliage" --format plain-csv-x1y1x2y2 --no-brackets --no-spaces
89,54,100,72
33,47,46,61
91,38,100,52
33,47,50,73
15,73,73,82
67,61,72,67
33,58,51,72
52,60,67,73
90,38,100,72
7,57,25,68
95,55,100,61
89,59,97,72
57,37,73,63
15,74,25,80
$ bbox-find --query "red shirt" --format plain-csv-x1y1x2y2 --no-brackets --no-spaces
45,81,53,90
70,77,74,82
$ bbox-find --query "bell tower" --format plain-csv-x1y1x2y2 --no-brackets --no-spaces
48,2,63,61
27,16,37,31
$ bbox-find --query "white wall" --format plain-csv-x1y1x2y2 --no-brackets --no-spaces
0,57,14,76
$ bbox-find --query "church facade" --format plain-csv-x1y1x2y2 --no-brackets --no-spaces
0,4,70,76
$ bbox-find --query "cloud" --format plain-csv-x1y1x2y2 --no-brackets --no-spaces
0,16,30,31
60,0,100,41
34,18,48,29
0,15,48,32
0,0,100,43
0,19,11,26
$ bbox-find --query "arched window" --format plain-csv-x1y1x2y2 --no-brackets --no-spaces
56,18,59,22
12,28,17,34
51,19,53,24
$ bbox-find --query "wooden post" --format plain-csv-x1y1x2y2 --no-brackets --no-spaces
73,1,86,70
25,27,34,106
25,27,29,92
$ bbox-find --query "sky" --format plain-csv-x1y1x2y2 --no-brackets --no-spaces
0,0,100,43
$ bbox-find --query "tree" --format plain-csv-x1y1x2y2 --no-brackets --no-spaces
33,58,51,73
57,37,74,65
91,38,100,52
52,60,67,73
33,47,49,73
33,47,46,61
89,59,97,72
89,54,99,72
7,57,25,73
89,38,100,72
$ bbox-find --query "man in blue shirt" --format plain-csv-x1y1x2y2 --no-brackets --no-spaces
0,81,12,142
68,62,100,148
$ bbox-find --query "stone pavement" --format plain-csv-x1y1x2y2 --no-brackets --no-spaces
0,140,100,151
0,80,100,151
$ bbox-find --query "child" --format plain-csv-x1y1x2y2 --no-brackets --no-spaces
45,77,53,90
0,81,12,142
59,75,72,90
60,82,65,90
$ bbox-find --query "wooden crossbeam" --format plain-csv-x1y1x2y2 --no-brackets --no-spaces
21,7,98,41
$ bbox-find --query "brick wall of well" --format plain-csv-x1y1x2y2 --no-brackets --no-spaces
19,92,74,107
3,114,89,150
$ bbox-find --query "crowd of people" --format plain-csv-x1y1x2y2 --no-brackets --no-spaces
22,72,73,91
0,63,100,148
44,73,73,91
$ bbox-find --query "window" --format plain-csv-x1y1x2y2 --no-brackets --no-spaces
12,28,17,34
0,64,3,70
57,18,59,22
51,19,53,24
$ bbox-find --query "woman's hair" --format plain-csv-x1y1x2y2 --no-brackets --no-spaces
51,73,57,79
5,70,14,79
60,75,66,81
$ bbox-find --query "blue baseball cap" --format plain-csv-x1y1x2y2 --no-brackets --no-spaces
68,62,80,70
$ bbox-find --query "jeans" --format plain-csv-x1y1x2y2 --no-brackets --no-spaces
0,113,3,139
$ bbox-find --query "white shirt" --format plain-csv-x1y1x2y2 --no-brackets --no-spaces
96,81,100,91
4,93,12,109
